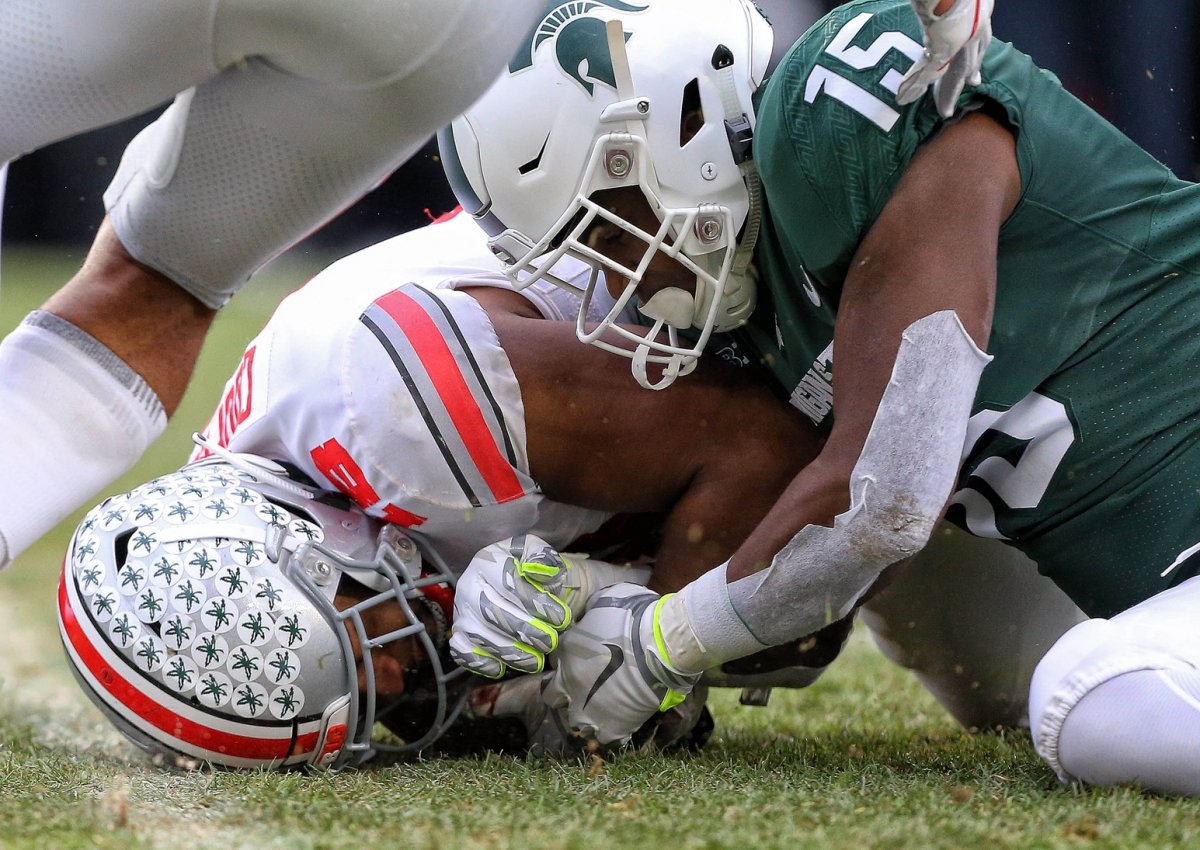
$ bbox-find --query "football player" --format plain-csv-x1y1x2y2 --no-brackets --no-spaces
0,0,546,573
0,0,993,580
441,0,1200,794
58,211,839,768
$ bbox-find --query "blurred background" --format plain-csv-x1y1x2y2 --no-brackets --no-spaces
3,0,1197,269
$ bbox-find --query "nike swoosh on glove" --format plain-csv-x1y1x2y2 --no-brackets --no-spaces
544,583,701,747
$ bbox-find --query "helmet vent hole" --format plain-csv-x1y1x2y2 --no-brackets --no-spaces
518,133,550,176
114,529,133,568
679,78,703,148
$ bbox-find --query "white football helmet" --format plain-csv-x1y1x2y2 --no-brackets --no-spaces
439,0,773,389
58,443,464,770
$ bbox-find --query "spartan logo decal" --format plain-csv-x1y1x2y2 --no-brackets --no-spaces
511,0,649,95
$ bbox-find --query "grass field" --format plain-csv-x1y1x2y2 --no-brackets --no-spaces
1,248,1198,850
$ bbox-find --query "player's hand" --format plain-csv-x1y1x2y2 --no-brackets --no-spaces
450,535,575,678
466,673,588,756
467,673,713,757
544,583,702,747
896,0,994,118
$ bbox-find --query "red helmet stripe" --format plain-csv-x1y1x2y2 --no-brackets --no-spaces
58,570,320,763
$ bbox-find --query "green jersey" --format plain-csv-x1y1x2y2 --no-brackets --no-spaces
741,0,1200,616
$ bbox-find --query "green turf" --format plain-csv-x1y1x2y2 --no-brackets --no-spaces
1,248,1198,850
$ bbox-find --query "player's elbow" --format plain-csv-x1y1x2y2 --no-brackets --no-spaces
858,489,940,565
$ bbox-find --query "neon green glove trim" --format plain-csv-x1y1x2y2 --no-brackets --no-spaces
515,558,560,579
515,556,572,629
468,647,506,680
526,586,571,629
528,620,559,654
651,593,677,668
510,640,546,674
659,688,686,712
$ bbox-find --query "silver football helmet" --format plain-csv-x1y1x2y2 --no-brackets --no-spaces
58,441,464,770
439,0,773,389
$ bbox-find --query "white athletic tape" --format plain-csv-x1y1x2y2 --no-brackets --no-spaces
663,311,991,671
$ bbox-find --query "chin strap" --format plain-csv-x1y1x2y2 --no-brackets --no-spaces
631,327,697,390
712,54,762,332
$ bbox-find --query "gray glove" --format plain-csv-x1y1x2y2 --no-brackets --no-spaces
544,583,702,747
450,535,650,678
450,535,574,677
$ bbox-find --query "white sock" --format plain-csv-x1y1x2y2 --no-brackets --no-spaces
0,311,166,566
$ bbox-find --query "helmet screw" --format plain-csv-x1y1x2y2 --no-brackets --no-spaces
394,536,416,560
697,217,723,243
637,99,650,113
308,559,334,586
701,162,718,181
606,149,632,179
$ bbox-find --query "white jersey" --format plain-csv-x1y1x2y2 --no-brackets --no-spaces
194,214,633,572
0,0,542,306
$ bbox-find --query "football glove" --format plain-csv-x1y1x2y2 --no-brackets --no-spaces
896,0,994,118
544,583,702,747
450,534,575,678
466,672,585,756
467,673,713,757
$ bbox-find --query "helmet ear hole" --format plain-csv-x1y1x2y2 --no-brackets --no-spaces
679,78,704,147
112,529,133,569
550,205,590,251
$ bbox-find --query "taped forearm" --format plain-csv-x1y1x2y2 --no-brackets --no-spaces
659,311,992,673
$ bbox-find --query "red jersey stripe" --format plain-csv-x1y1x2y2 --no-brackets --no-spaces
374,288,525,503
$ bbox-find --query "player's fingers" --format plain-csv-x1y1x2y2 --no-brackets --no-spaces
897,60,931,105
449,631,505,679
450,618,546,676
479,587,560,655
896,52,955,106
506,574,572,630
933,50,971,118
966,21,991,87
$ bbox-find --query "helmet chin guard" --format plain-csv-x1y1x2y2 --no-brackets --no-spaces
439,0,772,389
58,437,465,770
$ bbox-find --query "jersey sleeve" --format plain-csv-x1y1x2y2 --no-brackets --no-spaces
754,2,950,282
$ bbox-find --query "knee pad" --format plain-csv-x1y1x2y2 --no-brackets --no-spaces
1029,617,1186,784
1046,666,1200,795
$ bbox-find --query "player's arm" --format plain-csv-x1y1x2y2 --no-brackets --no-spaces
732,109,1017,578
450,289,824,678
653,109,1020,684
548,109,1020,746
473,286,823,584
